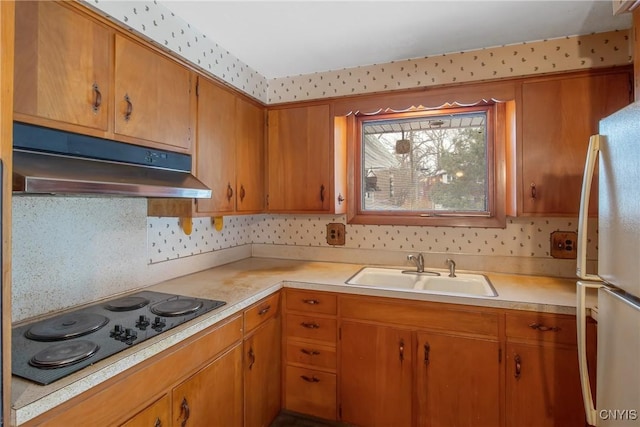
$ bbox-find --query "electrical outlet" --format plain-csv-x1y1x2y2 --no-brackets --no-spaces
326,223,346,246
550,231,578,259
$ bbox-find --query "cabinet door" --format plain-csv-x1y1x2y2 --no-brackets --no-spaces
14,1,110,132
236,97,265,212
114,34,193,151
506,342,586,427
172,344,243,427
521,72,631,215
195,78,237,214
244,317,281,427
416,332,501,427
120,394,170,427
339,321,412,426
267,104,332,212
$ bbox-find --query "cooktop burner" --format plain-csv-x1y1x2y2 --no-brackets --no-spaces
12,290,226,385
25,313,109,341
30,340,99,369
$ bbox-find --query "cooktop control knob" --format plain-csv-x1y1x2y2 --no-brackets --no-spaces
151,316,166,332
124,328,138,345
110,324,124,339
136,315,150,329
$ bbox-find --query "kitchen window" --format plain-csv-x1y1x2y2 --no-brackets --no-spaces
348,103,508,227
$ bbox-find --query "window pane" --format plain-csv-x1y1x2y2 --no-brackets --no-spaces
362,111,488,213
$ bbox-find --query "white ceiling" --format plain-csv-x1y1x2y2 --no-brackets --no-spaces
159,1,632,79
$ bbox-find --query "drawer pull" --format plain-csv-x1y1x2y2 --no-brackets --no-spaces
399,339,405,362
514,354,522,379
301,321,320,329
248,346,255,370
301,348,320,356
258,305,271,316
301,375,320,383
303,299,320,305
528,322,561,332
154,417,162,427
424,342,430,366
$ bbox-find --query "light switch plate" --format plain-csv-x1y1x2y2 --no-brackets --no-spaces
550,231,578,259
326,223,346,246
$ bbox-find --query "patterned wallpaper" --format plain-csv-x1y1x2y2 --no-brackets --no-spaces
83,1,631,105
148,214,598,264
268,30,632,103
148,215,254,263
82,0,268,102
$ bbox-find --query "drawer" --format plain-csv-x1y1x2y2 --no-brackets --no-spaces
286,340,336,371
285,365,336,420
506,312,578,345
340,295,499,337
244,292,280,334
286,314,337,343
286,289,337,315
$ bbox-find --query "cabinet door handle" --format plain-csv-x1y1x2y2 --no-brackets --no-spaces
528,322,561,332
92,83,102,113
302,299,319,305
301,375,320,383
124,94,133,122
424,342,430,365
530,182,537,199
154,417,162,427
248,347,255,370
337,193,345,205
239,185,246,202
301,348,320,356
258,305,271,316
301,321,320,329
180,397,190,427
320,184,325,202
514,354,522,379
399,339,405,362
226,183,234,201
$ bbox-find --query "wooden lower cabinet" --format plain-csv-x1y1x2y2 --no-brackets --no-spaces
282,289,338,420
504,311,596,427
339,322,413,427
244,316,282,427
172,344,243,426
415,332,501,427
120,394,170,427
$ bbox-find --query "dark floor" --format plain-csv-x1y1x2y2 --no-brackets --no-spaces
270,411,348,427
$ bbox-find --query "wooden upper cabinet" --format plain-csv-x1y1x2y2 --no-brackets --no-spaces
520,70,632,215
267,104,333,212
196,77,237,214
236,97,265,213
114,34,193,152
14,1,111,133
194,77,265,216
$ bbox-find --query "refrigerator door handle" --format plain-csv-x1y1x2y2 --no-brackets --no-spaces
577,135,602,281
577,280,603,426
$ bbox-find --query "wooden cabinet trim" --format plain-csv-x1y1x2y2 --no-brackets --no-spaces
339,294,500,337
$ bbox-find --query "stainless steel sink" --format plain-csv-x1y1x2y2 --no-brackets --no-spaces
346,267,498,297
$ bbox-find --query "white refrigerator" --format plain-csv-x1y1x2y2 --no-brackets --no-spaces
577,101,640,426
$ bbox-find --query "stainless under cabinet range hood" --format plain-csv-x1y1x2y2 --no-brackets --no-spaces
12,122,212,198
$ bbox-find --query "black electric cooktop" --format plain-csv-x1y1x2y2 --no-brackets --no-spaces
12,290,226,385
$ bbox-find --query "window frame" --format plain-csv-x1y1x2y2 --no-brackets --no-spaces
347,102,508,228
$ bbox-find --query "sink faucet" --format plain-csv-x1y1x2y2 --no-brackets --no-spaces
446,258,456,277
407,253,425,273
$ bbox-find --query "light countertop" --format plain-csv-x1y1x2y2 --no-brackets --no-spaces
11,257,595,425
